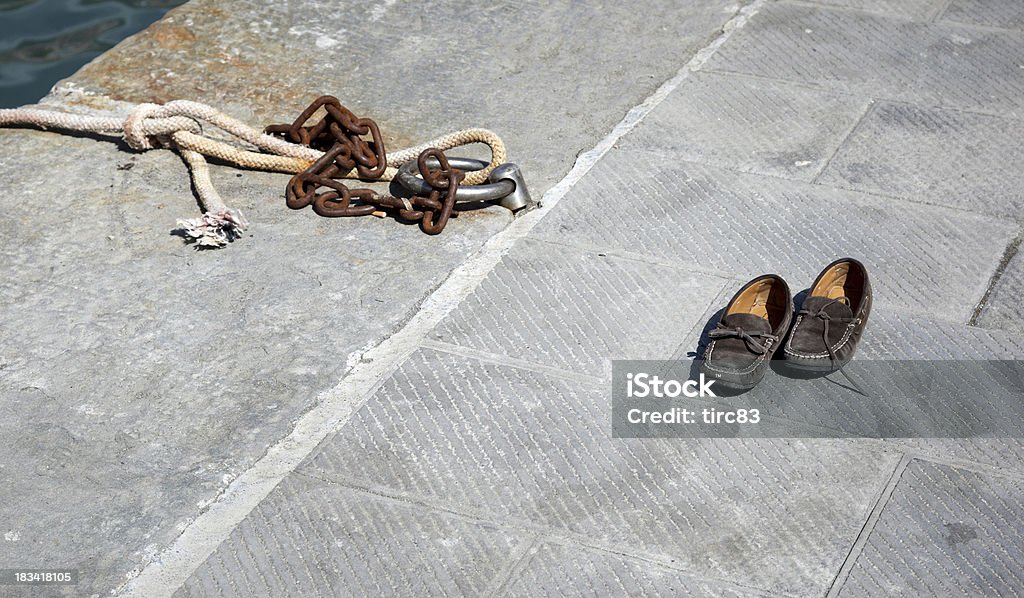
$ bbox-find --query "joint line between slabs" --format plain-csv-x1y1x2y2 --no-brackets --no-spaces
927,0,955,23
968,230,1024,326
825,454,911,597
900,449,1024,483
811,98,876,184
483,535,542,598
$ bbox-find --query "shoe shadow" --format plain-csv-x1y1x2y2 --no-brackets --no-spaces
686,307,725,361
768,287,813,378
770,360,832,379
792,288,810,310
682,355,753,397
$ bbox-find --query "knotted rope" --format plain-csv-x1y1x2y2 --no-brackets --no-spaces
0,100,506,247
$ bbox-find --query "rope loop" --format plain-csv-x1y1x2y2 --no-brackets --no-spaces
122,103,163,150
122,103,204,151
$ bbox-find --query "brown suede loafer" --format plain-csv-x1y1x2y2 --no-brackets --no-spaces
700,275,793,390
783,258,871,371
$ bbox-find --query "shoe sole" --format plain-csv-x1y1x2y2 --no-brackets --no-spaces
776,358,850,377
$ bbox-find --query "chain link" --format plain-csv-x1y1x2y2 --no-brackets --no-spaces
266,95,464,234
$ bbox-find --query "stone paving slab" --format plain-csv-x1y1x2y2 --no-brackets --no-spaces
818,101,1024,217
620,71,869,181
838,459,1024,596
501,541,763,597
941,0,1024,31
976,249,1024,334
429,238,729,377
54,0,742,192
531,152,1014,322
703,2,1024,116
0,130,510,597
172,473,525,597
299,347,900,596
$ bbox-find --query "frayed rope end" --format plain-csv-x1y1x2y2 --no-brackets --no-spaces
173,209,248,248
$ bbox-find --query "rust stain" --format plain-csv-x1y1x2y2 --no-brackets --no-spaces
198,5,227,19
75,48,278,111
59,4,428,153
60,92,121,112
149,23,197,50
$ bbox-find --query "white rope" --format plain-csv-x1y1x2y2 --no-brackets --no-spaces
0,101,507,247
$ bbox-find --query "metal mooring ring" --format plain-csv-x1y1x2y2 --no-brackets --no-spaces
396,157,515,203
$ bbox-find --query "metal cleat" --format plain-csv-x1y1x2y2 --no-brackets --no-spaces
488,163,532,212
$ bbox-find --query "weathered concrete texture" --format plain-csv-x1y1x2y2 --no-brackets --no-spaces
704,2,1024,117
819,102,1024,217
941,0,1024,30
620,71,869,181
502,541,763,597
0,0,751,593
173,474,525,597
430,238,729,377
859,310,1024,360
0,129,509,596
976,249,1024,334
803,0,943,20
840,460,1024,596
531,152,1013,322
55,0,744,192
300,347,900,596
6,0,1024,593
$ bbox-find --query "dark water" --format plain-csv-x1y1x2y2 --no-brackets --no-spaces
0,0,186,108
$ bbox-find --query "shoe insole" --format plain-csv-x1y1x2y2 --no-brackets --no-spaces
812,263,855,305
727,280,785,324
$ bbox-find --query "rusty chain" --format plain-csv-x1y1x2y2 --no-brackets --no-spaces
266,95,464,235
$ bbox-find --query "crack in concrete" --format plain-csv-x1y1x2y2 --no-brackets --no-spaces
825,454,912,597
969,231,1023,327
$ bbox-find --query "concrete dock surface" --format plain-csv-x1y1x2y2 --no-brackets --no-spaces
1,0,1024,596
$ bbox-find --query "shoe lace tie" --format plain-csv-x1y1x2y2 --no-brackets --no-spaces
799,297,866,395
798,297,854,362
707,326,778,355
